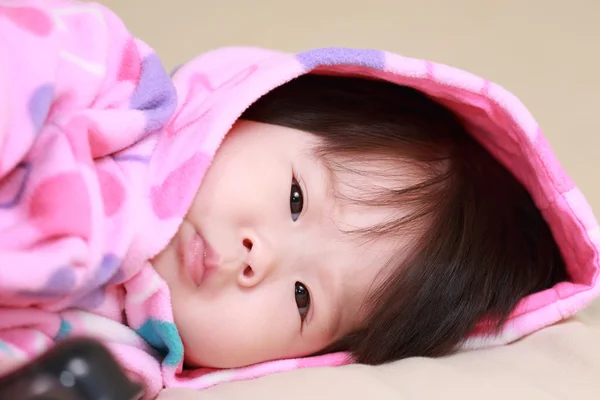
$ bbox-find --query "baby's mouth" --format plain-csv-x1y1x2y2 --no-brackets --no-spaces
181,226,221,287
184,230,206,287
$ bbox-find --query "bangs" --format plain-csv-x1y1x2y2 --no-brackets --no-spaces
312,149,453,238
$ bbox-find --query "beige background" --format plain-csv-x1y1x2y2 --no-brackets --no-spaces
92,1,600,398
96,0,600,213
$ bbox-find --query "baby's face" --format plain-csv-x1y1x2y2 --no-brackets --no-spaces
152,121,401,368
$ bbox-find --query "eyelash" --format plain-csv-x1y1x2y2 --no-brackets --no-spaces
295,282,311,325
290,177,304,222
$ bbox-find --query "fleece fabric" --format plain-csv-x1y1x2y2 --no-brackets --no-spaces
0,1,598,398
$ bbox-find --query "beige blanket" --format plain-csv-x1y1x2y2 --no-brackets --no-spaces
160,300,600,399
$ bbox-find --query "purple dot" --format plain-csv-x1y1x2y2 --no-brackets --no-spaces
113,154,151,164
28,84,54,133
130,54,177,134
0,162,31,209
67,253,122,309
297,47,385,72
97,253,121,283
108,268,126,285
19,266,76,300
75,288,106,309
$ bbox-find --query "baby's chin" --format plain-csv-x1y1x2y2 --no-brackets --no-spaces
182,348,272,370
180,334,310,370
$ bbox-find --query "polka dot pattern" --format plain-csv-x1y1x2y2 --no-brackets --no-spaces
117,38,141,82
150,152,210,219
98,168,125,217
19,267,76,300
0,163,30,209
28,84,54,132
1,6,53,37
28,172,92,240
130,54,177,134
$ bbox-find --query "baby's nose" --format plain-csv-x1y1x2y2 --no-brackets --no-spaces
236,234,275,287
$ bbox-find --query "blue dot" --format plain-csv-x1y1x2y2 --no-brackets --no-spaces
55,319,72,340
135,319,183,366
0,340,11,355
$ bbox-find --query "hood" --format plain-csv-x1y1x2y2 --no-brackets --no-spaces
158,46,600,388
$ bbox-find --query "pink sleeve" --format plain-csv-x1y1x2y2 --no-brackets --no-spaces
0,0,176,374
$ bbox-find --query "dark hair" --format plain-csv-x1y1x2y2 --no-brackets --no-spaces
240,74,567,364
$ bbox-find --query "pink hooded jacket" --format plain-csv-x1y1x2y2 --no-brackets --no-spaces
0,1,598,398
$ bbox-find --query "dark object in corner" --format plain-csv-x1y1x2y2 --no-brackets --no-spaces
0,337,144,400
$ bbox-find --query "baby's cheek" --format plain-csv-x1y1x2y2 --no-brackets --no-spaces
174,299,287,368
178,314,251,368
150,237,179,283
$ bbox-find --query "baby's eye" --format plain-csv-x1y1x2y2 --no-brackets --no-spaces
290,178,304,221
295,282,310,322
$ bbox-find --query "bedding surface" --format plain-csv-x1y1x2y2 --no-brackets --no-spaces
159,299,600,399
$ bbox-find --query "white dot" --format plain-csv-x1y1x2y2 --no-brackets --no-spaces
59,370,76,387
68,358,89,376
31,377,53,395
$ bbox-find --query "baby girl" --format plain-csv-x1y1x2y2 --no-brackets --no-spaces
0,1,598,399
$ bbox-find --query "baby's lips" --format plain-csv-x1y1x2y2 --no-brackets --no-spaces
202,240,221,270
185,230,206,286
